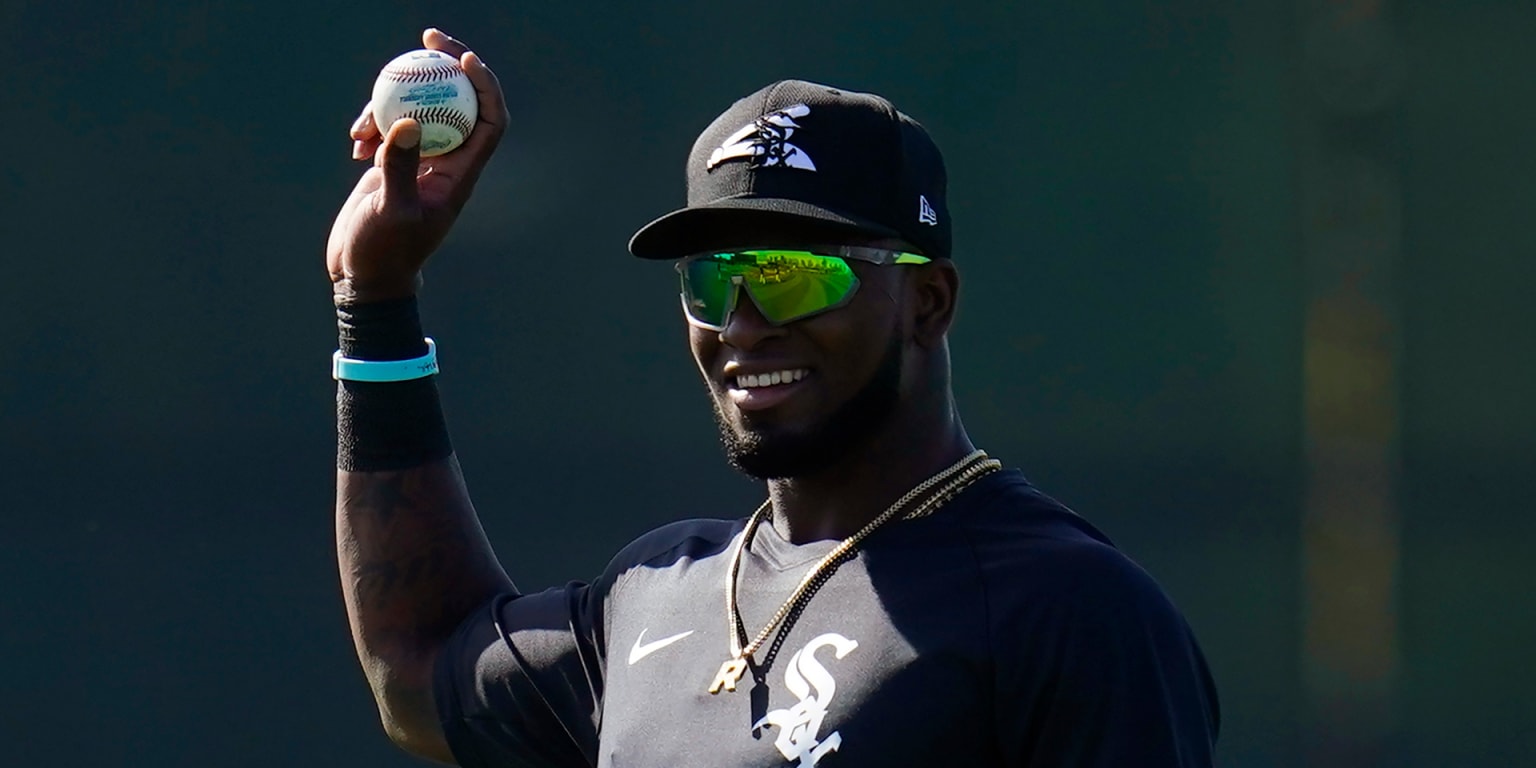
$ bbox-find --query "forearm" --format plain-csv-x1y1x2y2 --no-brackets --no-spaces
333,297,514,755
337,458,512,748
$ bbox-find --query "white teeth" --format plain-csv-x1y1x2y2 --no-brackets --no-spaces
733,369,808,389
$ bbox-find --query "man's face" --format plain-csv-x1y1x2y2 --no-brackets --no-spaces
687,241,911,479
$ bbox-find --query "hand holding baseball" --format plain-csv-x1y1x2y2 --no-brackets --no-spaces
326,28,508,305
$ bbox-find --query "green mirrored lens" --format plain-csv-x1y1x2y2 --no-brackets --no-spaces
681,251,858,328
737,251,856,323
681,258,736,327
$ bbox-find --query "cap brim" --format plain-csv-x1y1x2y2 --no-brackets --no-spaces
628,198,904,260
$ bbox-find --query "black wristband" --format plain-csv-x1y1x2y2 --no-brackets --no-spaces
338,297,429,360
336,297,453,471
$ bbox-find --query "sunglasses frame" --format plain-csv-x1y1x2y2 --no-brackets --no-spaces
675,246,932,332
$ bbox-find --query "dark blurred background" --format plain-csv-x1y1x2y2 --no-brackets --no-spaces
2,1,1531,766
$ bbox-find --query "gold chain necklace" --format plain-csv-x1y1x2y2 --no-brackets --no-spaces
707,450,1002,694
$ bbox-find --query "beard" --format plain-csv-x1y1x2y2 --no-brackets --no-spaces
712,333,904,480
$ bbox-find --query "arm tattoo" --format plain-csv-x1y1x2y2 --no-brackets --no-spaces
339,458,512,654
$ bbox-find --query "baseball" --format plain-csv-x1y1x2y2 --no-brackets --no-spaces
370,49,478,157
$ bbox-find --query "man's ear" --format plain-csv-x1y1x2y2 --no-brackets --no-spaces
908,260,959,347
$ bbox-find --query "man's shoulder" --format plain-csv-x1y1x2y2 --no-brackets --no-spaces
946,468,1116,550
600,517,743,582
945,469,1172,609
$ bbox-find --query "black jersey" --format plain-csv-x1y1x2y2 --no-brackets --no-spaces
434,470,1219,767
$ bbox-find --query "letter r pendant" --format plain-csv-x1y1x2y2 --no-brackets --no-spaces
708,657,748,694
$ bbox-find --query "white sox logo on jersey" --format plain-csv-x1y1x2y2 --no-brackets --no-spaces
752,632,859,767
707,104,818,172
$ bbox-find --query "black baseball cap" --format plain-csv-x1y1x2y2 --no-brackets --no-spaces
628,79,951,260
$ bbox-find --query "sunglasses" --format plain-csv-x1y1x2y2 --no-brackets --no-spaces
676,246,932,331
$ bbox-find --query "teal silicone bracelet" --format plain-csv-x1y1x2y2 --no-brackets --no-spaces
333,338,439,382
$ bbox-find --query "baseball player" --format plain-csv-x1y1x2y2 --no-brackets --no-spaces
330,28,1219,767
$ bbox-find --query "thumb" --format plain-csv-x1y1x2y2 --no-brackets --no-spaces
377,118,422,211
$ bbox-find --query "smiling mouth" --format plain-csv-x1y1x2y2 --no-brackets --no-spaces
724,368,812,412
731,368,810,390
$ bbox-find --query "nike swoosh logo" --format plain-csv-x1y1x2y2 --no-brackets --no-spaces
628,629,695,665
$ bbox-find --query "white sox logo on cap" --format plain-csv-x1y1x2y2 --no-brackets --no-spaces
707,104,817,172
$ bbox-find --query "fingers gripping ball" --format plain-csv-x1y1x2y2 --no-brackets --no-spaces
370,49,478,157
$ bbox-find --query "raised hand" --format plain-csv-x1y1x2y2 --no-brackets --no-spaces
326,28,508,305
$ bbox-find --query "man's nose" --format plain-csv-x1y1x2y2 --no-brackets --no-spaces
719,287,787,350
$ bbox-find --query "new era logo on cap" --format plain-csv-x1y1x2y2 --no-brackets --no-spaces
628,79,952,261
918,195,939,226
